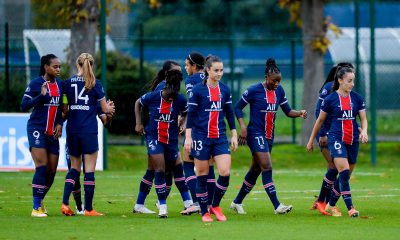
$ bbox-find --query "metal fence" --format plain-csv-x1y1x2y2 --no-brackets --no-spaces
1,27,400,141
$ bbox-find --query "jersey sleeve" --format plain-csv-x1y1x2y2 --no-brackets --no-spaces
20,80,48,112
235,87,251,119
224,88,236,130
320,95,332,114
179,94,188,113
94,80,106,101
357,94,366,112
139,92,152,108
186,87,199,129
278,87,292,115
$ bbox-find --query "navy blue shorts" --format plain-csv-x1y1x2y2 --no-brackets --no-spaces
27,129,59,155
247,133,273,154
146,137,179,162
328,135,359,164
190,133,230,161
67,133,98,157
316,130,329,151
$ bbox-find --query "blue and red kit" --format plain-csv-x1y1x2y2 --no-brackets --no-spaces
315,82,333,139
321,91,366,163
235,83,291,144
187,82,236,160
21,76,63,154
140,90,187,143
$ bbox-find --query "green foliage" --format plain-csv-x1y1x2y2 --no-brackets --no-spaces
133,0,297,38
94,51,157,134
0,71,27,112
143,15,209,37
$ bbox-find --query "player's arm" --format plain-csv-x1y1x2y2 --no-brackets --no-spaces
281,102,307,119
235,96,248,144
306,111,327,152
184,91,198,154
359,110,368,143
134,98,145,135
20,82,48,111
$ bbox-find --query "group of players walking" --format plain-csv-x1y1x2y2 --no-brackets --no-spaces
22,51,367,222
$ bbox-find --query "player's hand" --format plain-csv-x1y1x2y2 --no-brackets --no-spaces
360,130,368,143
238,124,247,145
135,124,145,135
306,140,314,152
318,136,327,147
184,137,192,154
41,82,48,96
53,124,62,139
299,110,308,119
106,99,115,115
231,136,238,152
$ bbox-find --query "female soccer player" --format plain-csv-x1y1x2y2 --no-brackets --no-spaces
180,52,217,215
230,58,307,215
134,69,188,218
61,53,115,216
311,63,354,216
307,66,368,218
184,55,238,222
65,104,113,214
133,62,193,215
21,54,63,217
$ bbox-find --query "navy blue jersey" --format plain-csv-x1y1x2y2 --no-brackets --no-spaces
21,76,63,135
63,76,105,134
235,83,291,140
185,72,206,96
321,91,366,145
187,82,236,138
140,91,187,144
154,80,166,92
315,82,333,136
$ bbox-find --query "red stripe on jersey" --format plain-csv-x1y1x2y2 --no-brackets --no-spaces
45,82,60,135
158,98,173,144
339,95,353,145
265,90,276,139
208,85,221,138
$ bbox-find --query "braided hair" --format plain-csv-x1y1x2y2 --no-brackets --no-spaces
265,58,280,76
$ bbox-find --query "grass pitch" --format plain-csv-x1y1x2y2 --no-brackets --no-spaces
0,143,399,240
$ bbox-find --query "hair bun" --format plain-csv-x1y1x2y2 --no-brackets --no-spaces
266,58,276,67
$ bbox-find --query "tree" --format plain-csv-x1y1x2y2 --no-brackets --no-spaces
68,0,99,75
279,0,340,145
32,0,134,74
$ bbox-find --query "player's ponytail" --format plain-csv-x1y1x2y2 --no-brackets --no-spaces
39,54,58,77
76,53,95,91
322,62,354,93
146,60,179,91
332,66,355,91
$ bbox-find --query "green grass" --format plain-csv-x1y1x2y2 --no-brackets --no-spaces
1,143,399,239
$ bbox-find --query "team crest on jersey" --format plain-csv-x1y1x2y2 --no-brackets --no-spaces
200,73,206,79
243,90,248,96
25,87,30,92
189,92,193,98
321,89,328,95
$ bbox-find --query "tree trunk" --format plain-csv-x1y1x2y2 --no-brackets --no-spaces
69,0,99,75
300,0,325,145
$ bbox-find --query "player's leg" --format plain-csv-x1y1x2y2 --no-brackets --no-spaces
30,147,49,217
133,157,156,214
